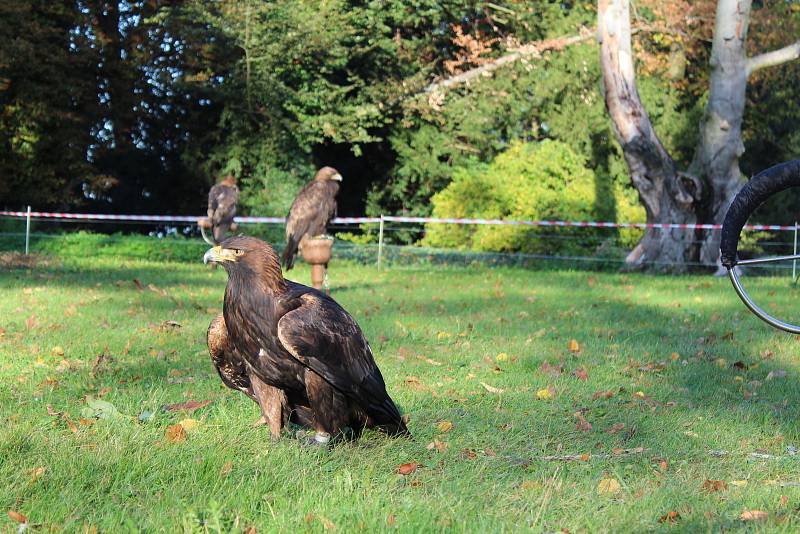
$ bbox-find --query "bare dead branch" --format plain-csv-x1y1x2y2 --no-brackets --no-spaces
422,27,594,95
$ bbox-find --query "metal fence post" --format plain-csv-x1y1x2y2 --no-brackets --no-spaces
25,206,31,255
377,214,384,267
794,221,798,284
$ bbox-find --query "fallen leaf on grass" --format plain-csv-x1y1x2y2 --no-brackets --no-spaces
658,511,680,524
597,478,621,495
386,513,396,527
436,420,453,433
29,467,45,484
396,463,418,475
536,385,556,400
7,510,27,524
574,412,592,432
767,369,787,380
480,382,504,394
568,339,581,354
780,495,789,507
427,440,449,452
702,480,728,493
133,279,144,291
64,417,78,434
573,367,589,381
162,399,211,413
178,418,199,433
740,510,768,521
495,352,508,362
730,480,748,487
165,424,187,443
81,397,127,420
540,361,563,377
605,423,625,434
148,283,167,297
221,461,233,476
592,390,615,400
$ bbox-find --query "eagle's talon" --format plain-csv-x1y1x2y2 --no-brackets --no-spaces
251,416,267,428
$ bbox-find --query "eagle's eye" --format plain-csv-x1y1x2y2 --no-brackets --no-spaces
234,249,245,256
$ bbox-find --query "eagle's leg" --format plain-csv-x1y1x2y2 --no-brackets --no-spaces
304,369,349,445
250,374,288,439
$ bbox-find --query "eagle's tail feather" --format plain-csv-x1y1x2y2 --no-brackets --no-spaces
282,236,298,270
371,397,411,437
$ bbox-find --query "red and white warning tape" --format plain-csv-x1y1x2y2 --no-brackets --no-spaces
0,211,796,231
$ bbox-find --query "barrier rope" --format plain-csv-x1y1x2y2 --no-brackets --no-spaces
0,210,796,231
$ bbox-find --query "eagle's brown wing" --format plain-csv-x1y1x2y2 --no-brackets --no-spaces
207,313,254,398
282,181,338,269
276,292,408,435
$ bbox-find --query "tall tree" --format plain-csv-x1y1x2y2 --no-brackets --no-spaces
599,0,800,271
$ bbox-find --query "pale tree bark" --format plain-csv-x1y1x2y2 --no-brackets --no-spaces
600,0,800,271
695,0,800,268
598,0,701,271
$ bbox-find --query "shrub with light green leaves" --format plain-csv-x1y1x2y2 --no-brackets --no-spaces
423,140,601,254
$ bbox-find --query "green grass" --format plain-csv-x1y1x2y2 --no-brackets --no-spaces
3,251,800,532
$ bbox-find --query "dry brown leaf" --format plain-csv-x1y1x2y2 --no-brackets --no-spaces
396,463,418,475
64,417,78,434
436,420,453,433
244,527,256,534
165,424,187,443
574,412,592,432
133,279,144,291
426,440,449,452
740,510,768,521
162,399,211,413
7,510,27,523
386,513,396,527
319,514,336,530
780,495,789,508
29,467,45,483
221,461,233,476
573,367,589,381
658,511,680,524
605,423,625,434
702,480,728,493
480,382,504,394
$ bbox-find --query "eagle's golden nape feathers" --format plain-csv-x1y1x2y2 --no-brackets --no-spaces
213,235,409,445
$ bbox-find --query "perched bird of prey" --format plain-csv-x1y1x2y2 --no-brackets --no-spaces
207,313,312,437
204,236,409,445
281,166,342,270
207,175,239,244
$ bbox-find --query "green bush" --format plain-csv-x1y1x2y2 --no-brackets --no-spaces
423,140,603,254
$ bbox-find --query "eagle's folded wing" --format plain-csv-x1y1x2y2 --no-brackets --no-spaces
276,293,404,427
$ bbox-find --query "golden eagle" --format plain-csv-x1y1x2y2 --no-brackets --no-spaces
207,175,239,244
204,236,408,445
281,166,341,269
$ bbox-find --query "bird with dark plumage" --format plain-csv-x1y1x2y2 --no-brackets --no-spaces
281,166,341,270
205,236,409,445
207,313,313,437
207,175,239,243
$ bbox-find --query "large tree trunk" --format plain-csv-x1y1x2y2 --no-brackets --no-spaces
598,0,701,271
693,0,750,269
600,0,800,271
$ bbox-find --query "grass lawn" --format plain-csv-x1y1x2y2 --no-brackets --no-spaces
3,251,800,532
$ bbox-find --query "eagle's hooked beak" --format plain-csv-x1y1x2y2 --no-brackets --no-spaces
332,173,343,182
204,246,240,264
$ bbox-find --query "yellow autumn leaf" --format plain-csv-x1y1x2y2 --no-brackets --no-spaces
495,353,508,362
740,510,768,521
178,418,199,433
568,339,580,353
51,346,64,357
715,358,727,368
436,420,453,433
597,478,621,495
536,388,553,400
730,480,748,487
670,352,680,361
